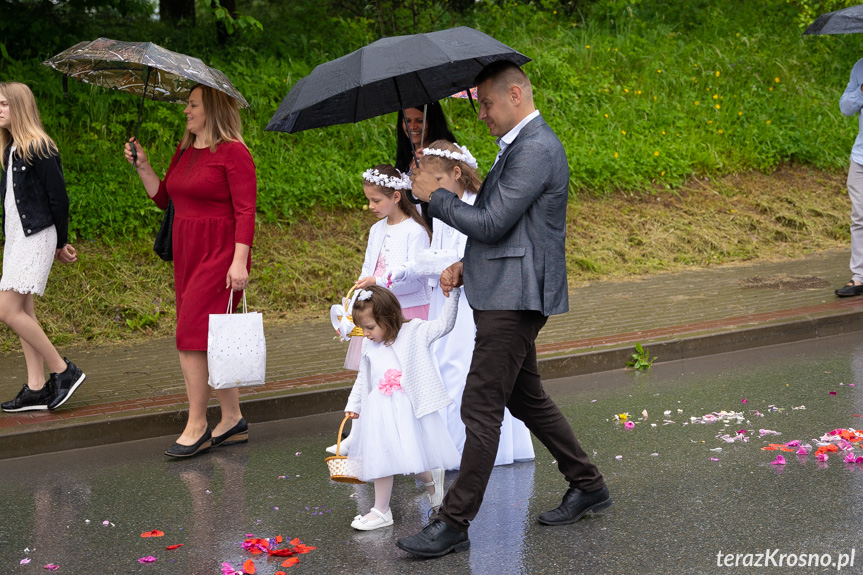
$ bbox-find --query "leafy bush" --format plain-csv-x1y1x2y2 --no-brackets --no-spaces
0,0,861,243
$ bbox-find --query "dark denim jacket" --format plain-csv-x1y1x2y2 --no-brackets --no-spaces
0,143,69,249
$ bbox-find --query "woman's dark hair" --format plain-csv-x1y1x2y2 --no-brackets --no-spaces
394,101,456,173
352,285,407,345
394,101,456,229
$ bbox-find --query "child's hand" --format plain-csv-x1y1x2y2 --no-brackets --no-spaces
355,276,377,289
440,261,464,297
345,411,359,419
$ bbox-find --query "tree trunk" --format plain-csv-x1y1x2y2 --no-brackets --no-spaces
216,0,237,45
160,0,195,26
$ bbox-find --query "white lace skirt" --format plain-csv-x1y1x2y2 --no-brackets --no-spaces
0,184,56,295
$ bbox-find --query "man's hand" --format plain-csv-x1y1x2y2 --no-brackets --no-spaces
440,261,464,297
410,167,438,203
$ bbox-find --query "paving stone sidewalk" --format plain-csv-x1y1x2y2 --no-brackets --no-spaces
1,248,862,440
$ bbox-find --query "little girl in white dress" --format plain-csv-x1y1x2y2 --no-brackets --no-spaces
344,285,461,531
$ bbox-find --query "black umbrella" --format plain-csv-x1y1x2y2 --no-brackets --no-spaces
804,4,863,35
43,37,249,165
265,26,530,134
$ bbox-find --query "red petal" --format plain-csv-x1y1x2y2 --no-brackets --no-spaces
289,538,300,546
268,549,295,557
276,535,284,543
281,558,300,567
243,559,256,574
165,544,183,550
141,529,165,538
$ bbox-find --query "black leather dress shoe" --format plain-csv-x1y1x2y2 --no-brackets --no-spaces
537,485,612,526
835,281,863,298
396,518,470,557
211,418,249,447
165,428,212,458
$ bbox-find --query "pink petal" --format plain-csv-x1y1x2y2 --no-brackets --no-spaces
741,398,747,403
138,556,157,564
856,457,863,464
785,440,801,447
44,566,59,571
816,453,829,462
771,455,786,465
829,391,837,395
845,453,857,464
624,421,635,429
710,457,719,461
20,559,31,565
796,447,808,455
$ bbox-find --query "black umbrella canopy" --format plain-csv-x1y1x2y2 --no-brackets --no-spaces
804,4,863,35
266,26,530,133
43,37,250,107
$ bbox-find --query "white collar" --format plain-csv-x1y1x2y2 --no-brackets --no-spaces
496,109,540,150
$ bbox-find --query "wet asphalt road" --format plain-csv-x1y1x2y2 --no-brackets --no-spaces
2,335,863,574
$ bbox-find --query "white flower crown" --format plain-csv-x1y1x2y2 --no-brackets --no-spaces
362,168,412,190
421,143,478,169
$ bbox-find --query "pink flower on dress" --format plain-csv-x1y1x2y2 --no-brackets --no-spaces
378,369,403,396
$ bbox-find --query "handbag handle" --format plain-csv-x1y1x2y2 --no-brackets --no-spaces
225,290,248,314
335,414,352,456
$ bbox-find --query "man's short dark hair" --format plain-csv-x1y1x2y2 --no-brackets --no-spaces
474,60,530,91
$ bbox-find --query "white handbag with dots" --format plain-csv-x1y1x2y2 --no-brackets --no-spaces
207,291,266,389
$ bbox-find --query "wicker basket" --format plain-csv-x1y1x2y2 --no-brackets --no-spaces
332,286,364,339
325,415,364,484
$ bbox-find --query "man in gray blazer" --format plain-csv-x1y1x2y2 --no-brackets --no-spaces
398,60,610,558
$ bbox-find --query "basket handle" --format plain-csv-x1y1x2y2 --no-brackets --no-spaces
335,414,352,456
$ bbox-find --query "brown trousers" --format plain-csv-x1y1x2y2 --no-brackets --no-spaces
438,309,605,531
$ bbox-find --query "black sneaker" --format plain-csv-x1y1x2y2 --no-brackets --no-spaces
47,359,86,410
1,382,53,412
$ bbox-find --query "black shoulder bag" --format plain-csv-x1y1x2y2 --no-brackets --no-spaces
153,147,185,262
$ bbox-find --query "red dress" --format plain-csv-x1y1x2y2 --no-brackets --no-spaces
152,141,256,350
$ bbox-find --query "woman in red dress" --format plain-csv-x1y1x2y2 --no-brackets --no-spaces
124,84,256,457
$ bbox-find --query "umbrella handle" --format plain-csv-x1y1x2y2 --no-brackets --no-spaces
131,66,152,172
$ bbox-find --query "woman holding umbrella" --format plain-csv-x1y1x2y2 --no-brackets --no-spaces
124,84,257,458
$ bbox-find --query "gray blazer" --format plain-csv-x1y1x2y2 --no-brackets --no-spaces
428,114,569,316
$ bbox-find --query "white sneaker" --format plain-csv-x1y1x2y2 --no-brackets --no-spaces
427,468,445,510
326,432,353,455
350,507,393,531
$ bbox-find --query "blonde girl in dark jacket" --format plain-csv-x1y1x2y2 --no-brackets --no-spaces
0,82,85,413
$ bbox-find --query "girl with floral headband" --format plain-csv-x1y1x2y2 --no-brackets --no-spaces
327,164,432,455
343,285,462,530
388,140,535,466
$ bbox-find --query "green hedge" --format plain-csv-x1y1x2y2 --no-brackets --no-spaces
0,0,860,242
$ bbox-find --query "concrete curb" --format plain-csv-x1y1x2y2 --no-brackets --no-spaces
3,308,862,460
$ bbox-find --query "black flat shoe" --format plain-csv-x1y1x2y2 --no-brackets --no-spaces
211,418,249,447
165,428,212,458
537,485,612,526
835,280,863,298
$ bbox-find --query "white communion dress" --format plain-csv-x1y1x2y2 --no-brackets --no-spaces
349,340,461,481
403,190,536,466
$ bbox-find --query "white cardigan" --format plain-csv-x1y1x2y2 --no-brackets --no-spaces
360,217,431,309
345,288,460,419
